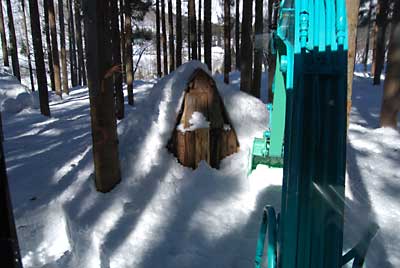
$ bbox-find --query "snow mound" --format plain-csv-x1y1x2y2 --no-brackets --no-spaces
177,111,210,132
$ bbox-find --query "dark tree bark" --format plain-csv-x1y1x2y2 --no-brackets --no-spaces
239,0,253,95
204,0,211,70
223,0,231,83
75,0,87,85
119,0,125,81
156,0,162,76
67,0,78,87
0,3,9,66
235,0,240,69
197,0,201,60
380,0,400,128
20,0,35,91
0,111,22,268
125,1,134,105
161,0,168,74
168,0,175,72
28,0,50,116
372,0,389,85
5,0,20,81
58,0,69,94
252,0,263,95
111,0,124,119
176,0,182,67
43,0,55,91
47,0,62,96
82,0,121,193
188,0,197,60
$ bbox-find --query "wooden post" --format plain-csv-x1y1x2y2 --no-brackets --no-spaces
82,0,121,192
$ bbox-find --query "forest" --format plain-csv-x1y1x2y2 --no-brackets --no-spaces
0,0,399,267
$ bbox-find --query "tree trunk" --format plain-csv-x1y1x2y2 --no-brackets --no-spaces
252,0,263,95
176,0,182,67
0,111,22,268
47,0,62,96
156,0,162,76
67,0,78,87
20,0,35,91
235,0,240,70
0,3,9,66
119,0,125,81
380,0,400,128
124,1,134,105
43,0,55,91
197,0,201,60
5,0,20,81
372,0,389,85
58,0,69,94
75,0,87,86
168,0,175,72
188,0,197,60
223,0,231,83
346,0,360,127
28,0,50,116
110,0,124,119
204,0,211,71
82,0,121,193
363,0,373,72
161,0,168,75
239,0,253,95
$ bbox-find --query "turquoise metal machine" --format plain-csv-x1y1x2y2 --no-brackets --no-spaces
254,0,378,267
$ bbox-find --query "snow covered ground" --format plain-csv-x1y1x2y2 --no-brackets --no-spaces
1,62,399,268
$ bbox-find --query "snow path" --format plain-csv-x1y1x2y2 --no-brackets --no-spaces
1,63,399,268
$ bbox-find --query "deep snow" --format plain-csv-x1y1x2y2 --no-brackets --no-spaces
1,61,399,268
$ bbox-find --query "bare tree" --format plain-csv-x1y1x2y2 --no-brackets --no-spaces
168,0,175,71
75,0,87,85
5,0,20,81
43,0,55,91
223,0,231,83
239,0,253,95
67,0,78,87
380,0,400,128
161,0,168,74
82,0,121,193
204,0,211,70
198,0,202,60
0,3,9,66
28,0,50,116
235,0,240,69
125,1,134,105
20,0,35,91
363,0,374,72
252,0,263,95
372,0,389,85
47,0,62,96
156,0,162,76
188,0,197,59
176,0,182,67
58,0,69,94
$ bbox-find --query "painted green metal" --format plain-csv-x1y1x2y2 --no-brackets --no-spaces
255,206,277,268
254,0,378,267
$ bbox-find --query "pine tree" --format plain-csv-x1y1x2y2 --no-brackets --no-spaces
75,0,87,85
239,0,253,95
5,0,20,81
47,0,62,96
82,0,121,193
252,0,263,95
67,0,78,87
161,0,168,74
197,0,202,60
363,0,373,72
380,0,400,128
28,0,50,116
223,0,231,83
168,0,175,71
119,0,125,81
58,0,69,94
372,0,389,85
204,0,212,70
20,0,35,91
43,0,55,91
125,0,134,105
156,0,162,76
0,3,9,66
176,0,182,67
